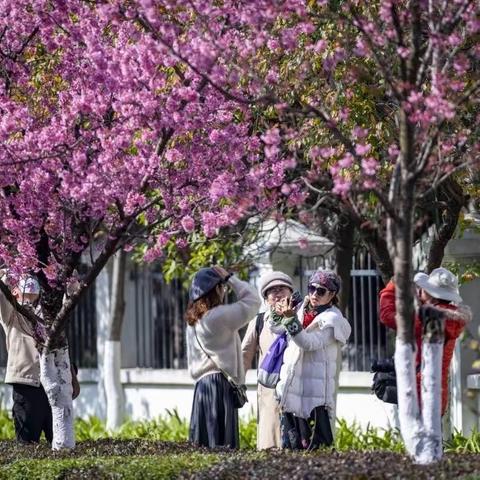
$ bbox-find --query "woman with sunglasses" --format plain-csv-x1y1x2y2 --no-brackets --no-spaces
271,269,351,451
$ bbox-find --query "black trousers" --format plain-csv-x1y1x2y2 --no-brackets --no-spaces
281,406,333,451
12,383,53,443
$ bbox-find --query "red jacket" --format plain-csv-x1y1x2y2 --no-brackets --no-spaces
379,281,469,415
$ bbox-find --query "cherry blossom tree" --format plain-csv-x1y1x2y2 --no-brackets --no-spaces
241,0,478,463
0,0,287,448
1,0,479,461
110,0,478,463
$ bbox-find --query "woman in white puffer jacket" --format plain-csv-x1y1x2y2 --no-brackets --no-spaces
271,269,351,451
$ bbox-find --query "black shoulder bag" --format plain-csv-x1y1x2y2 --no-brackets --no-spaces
194,328,248,409
371,358,397,404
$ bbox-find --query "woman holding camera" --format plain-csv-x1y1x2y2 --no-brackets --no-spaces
272,269,351,451
185,266,260,448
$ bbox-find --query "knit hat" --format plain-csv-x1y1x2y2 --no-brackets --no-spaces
308,269,341,293
17,275,40,295
259,271,293,298
414,268,462,304
189,267,223,302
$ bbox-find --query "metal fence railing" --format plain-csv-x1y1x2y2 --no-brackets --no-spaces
346,253,393,371
66,285,98,368
0,328,5,367
131,266,189,369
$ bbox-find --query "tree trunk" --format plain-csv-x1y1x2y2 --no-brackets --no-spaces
425,178,466,273
104,251,127,431
335,213,354,315
393,111,443,464
421,311,444,462
39,346,75,449
392,188,424,460
358,226,393,284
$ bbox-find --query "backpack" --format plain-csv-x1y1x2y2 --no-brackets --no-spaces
255,312,264,339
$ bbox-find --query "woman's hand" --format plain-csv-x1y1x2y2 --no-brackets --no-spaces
275,296,296,319
212,266,230,281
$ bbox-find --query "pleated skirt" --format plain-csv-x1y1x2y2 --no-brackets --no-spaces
189,372,239,448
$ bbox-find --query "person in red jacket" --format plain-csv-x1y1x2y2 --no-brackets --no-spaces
379,267,471,416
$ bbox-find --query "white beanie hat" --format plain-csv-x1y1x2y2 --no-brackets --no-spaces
259,271,293,298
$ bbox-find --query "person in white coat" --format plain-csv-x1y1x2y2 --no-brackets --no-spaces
271,269,351,450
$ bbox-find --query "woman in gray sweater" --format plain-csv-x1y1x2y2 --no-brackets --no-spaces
185,266,260,448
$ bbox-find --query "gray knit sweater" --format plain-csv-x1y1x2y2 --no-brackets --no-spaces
186,276,261,385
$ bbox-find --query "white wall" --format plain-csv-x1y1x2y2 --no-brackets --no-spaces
0,369,391,430
444,229,480,435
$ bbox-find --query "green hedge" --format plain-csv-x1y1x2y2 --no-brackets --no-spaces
0,453,220,480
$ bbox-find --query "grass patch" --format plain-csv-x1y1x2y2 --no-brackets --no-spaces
0,452,220,480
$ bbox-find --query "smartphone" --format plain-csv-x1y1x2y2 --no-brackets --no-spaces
290,291,303,309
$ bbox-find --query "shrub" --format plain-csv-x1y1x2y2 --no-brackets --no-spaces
445,428,480,453
116,409,189,442
0,410,14,441
334,419,404,452
239,415,257,449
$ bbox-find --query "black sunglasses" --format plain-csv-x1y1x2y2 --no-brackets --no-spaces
308,285,328,296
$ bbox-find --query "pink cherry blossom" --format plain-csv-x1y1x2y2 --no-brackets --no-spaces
181,216,195,233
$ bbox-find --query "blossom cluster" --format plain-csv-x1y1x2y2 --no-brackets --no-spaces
0,0,478,294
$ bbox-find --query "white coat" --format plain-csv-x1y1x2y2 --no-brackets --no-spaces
273,302,351,419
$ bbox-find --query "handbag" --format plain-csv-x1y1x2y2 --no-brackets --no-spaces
371,358,397,404
258,332,288,388
194,328,248,408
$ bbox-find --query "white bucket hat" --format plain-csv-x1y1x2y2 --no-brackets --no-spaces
414,267,462,304
17,275,40,295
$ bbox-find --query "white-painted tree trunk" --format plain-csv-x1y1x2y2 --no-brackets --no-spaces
104,251,126,431
104,340,123,431
95,267,111,421
394,339,423,458
395,334,444,464
420,341,443,462
39,347,75,450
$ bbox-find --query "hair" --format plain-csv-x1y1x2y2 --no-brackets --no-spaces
330,293,339,306
185,286,223,326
